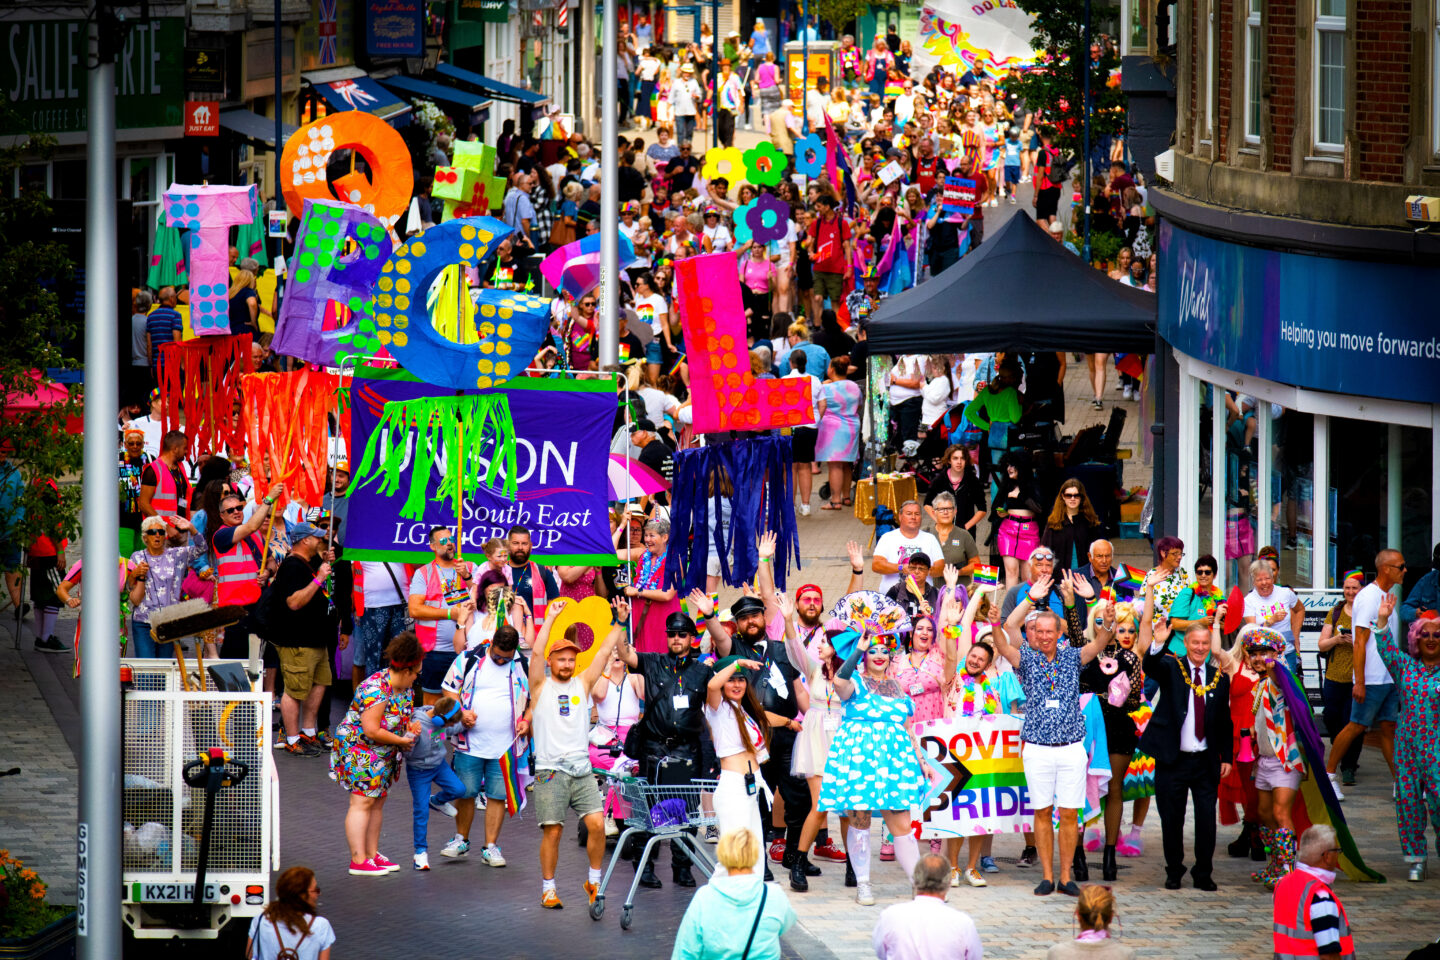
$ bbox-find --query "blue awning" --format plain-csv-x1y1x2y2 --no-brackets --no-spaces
434,62,550,108
377,75,493,117
308,74,412,125
219,109,298,148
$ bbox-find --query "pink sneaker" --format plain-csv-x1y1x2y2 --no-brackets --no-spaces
348,858,388,876
1084,828,1103,853
373,853,401,873
879,842,895,861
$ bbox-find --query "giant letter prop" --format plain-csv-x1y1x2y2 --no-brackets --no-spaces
280,114,415,229
376,217,552,389
271,199,395,366
675,252,814,432
163,184,257,335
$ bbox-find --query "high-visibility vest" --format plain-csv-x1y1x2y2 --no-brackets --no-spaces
149,461,184,518
412,562,464,653
214,530,263,606
1272,870,1355,959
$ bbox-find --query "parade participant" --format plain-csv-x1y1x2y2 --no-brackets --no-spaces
1271,826,1355,958
273,522,341,755
210,484,284,660
704,656,773,865
1325,549,1403,794
407,526,477,707
1001,547,1066,622
1166,556,1224,636
1243,556,1305,672
590,644,646,835
892,609,952,724
1076,540,1135,603
401,694,467,871
334,631,420,876
1373,591,1440,881
923,448,986,535
351,561,413,683
500,525,557,626
885,553,939,623
527,599,627,908
138,429,191,521
438,624,529,868
118,428,152,556
671,829,796,960
1080,598,1146,881
1218,609,1268,864
819,628,931,907
1137,584,1231,891
872,500,945,594
991,453,1044,592
1142,537,1189,623
616,606,711,889
996,572,1106,897
923,494,980,589
1041,481,1099,575
1316,571,1365,787
620,518,681,654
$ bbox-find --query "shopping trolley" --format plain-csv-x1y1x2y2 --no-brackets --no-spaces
589,769,718,928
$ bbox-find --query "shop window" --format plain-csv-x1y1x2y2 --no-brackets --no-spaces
52,159,86,199
1222,390,1260,592
1329,417,1388,586
1197,382,1215,565
1314,0,1345,150
1123,0,1151,55
1268,406,1313,589
1398,425,1434,596
1245,0,1262,142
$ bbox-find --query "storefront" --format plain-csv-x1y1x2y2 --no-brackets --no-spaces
1158,219,1440,593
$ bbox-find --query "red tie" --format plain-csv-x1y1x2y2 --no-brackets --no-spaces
1193,665,1206,742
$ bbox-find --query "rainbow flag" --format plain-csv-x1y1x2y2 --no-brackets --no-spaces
1114,563,1146,591
667,352,687,377
618,342,631,363
972,564,999,587
1272,664,1384,882
497,746,528,817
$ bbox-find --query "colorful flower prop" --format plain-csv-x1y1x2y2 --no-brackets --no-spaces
794,134,826,178
744,194,790,245
732,200,757,245
742,141,788,187
701,146,745,183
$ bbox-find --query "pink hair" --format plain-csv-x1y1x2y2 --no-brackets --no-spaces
1407,617,1440,657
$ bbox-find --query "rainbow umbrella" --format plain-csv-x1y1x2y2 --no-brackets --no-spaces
607,452,670,501
540,233,644,301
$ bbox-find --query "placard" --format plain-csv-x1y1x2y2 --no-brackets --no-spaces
941,176,977,221
878,160,906,186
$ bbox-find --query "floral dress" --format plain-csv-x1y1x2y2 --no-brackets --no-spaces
1147,566,1190,623
819,676,927,813
332,671,414,798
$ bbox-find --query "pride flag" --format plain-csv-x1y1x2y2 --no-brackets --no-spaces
972,564,999,587
1114,563,1146,591
497,746,528,817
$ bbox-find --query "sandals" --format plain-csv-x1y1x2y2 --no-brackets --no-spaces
821,502,844,510
842,498,853,506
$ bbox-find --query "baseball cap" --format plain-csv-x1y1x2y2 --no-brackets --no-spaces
288,522,325,545
548,634,583,656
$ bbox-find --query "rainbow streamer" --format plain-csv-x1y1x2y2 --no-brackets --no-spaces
972,564,999,587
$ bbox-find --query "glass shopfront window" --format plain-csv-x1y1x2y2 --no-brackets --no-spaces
1329,419,1433,590
1197,381,1214,563
1221,389,1260,591
1268,405,1313,589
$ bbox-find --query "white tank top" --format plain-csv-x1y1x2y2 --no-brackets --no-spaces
533,676,591,771
596,675,643,728
703,701,769,763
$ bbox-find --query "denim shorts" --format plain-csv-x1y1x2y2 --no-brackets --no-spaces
1350,682,1399,728
453,752,509,801
419,648,458,694
645,339,663,365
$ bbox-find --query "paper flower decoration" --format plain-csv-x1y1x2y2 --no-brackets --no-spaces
732,200,756,246
742,141,788,187
743,193,791,245
701,146,745,183
794,134,826,178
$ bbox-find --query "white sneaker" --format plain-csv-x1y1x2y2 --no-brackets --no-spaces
481,844,507,867
440,835,470,858
604,816,620,837
799,503,811,517
965,868,987,887
413,851,431,871
949,868,960,887
475,795,487,810
856,881,876,905
1328,772,1346,801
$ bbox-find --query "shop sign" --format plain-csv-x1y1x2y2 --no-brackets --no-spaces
1,18,185,135
184,48,226,94
1158,220,1440,405
184,100,219,136
365,0,426,57
458,0,512,23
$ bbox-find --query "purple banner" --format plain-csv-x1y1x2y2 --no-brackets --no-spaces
345,373,619,563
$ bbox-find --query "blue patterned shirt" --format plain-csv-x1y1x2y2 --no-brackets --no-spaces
1016,643,1085,746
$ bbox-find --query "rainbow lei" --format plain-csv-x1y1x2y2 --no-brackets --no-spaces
955,673,1001,717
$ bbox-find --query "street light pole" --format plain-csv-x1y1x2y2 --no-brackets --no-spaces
274,0,285,222
78,9,121,958
599,0,619,368
1081,0,1092,263
801,0,809,135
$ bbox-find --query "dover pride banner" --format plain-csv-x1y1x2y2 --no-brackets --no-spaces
917,713,1034,839
345,372,618,563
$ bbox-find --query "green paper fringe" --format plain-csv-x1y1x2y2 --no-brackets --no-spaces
352,393,519,518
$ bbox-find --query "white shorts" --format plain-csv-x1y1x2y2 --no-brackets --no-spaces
707,555,721,578
1021,741,1088,811
1254,754,1302,792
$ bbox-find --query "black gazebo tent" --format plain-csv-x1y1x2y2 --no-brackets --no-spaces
866,213,1157,354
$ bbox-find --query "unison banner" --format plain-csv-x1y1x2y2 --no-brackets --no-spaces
917,713,1033,839
345,372,618,564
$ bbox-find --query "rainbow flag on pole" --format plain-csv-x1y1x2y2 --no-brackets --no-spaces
1114,563,1146,592
972,564,999,588
497,745,528,816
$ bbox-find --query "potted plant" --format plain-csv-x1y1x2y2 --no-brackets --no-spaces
0,851,75,960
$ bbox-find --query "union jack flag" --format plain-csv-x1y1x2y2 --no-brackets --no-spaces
318,0,338,65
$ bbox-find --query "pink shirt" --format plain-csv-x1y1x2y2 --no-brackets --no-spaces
739,256,775,293
892,646,946,724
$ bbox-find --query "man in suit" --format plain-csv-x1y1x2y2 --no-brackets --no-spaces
1139,595,1233,891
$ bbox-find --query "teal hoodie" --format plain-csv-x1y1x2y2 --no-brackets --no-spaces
671,875,796,960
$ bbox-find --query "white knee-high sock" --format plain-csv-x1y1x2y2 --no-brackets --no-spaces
37,606,58,639
893,833,920,887
848,826,871,883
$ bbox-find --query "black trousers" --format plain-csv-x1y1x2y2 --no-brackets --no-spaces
717,109,736,147
892,396,923,447
760,728,811,854
1154,752,1219,882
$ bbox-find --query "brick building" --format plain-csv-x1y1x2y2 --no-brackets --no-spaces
1148,0,1440,602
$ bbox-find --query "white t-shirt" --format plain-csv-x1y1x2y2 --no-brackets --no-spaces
805,89,829,131
873,528,945,593
638,386,680,426
619,219,639,243
635,293,668,335
441,652,519,758
783,370,824,420
361,562,408,608
921,376,952,425
1243,584,1300,654
410,566,465,652
703,223,733,252
246,914,335,960
887,355,925,404
1350,582,1396,686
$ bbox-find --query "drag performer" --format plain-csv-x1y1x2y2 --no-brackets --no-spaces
1374,597,1440,881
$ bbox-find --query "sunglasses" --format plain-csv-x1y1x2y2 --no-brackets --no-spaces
143,530,166,537
580,301,596,308
221,505,244,515
666,631,691,638
435,536,455,545
1195,568,1216,576
1032,552,1055,562
1062,492,1081,499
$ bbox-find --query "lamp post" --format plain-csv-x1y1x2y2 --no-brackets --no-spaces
801,0,809,135
1081,0,1092,263
599,0,619,367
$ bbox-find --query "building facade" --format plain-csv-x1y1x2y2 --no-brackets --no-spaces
1153,0,1440,594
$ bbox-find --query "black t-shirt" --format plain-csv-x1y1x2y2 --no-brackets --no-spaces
228,288,259,336
637,438,673,485
618,165,647,203
730,635,801,720
884,580,939,626
634,652,711,742
667,155,701,191
271,554,338,648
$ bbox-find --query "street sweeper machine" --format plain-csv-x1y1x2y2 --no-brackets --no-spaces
120,599,280,940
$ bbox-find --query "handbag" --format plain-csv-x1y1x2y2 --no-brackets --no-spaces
549,215,576,248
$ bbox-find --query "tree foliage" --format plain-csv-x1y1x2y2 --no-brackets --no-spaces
1009,0,1128,160
0,108,83,568
811,0,866,37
